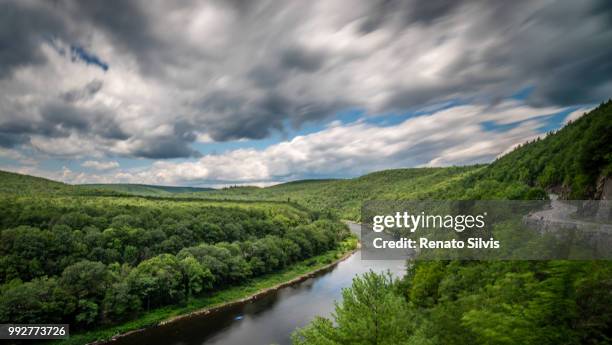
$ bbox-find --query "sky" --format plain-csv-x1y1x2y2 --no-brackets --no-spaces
0,0,610,187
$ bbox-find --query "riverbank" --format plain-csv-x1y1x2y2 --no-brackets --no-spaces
54,237,358,345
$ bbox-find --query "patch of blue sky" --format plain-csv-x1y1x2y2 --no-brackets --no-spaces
358,99,466,128
0,156,18,167
193,135,280,155
38,158,77,172
192,115,355,155
510,86,535,101
43,38,109,72
0,147,50,171
111,157,151,169
70,45,109,71
480,120,522,133
34,156,146,174
537,105,594,133
332,108,366,125
480,105,594,135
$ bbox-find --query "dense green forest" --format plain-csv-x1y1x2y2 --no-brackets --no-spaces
80,184,214,196
0,186,352,331
291,101,612,345
294,261,611,345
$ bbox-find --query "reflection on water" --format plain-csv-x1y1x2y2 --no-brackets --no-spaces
111,224,405,345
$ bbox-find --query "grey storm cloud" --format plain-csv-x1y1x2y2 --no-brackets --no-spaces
280,46,326,72
0,1,71,78
126,121,202,159
197,91,344,141
0,0,611,160
359,0,468,33
131,138,202,160
41,102,129,141
368,0,612,110
197,91,295,141
61,80,104,103
62,0,172,75
0,99,128,149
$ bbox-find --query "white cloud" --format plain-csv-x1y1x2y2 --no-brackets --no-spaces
40,102,561,186
1,0,609,162
82,160,119,170
564,106,595,124
0,165,102,185
0,148,38,165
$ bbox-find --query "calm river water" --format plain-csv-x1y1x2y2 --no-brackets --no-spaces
110,223,405,345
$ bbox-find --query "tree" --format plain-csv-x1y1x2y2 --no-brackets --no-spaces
127,254,184,310
102,280,142,322
60,260,110,300
293,271,412,345
180,256,213,297
0,277,75,324
60,260,111,326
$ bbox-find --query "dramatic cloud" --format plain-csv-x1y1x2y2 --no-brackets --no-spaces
1,0,611,184
131,101,560,185
0,1,70,78
17,101,557,186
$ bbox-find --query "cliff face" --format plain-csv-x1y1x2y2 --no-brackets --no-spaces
594,176,612,222
596,175,612,200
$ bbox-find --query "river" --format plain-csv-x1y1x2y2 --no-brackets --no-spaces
109,223,405,345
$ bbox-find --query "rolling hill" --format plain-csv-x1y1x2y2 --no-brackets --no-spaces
0,172,214,197
202,166,482,219
0,170,76,195
80,183,214,196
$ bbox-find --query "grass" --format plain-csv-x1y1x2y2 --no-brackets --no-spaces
52,237,358,345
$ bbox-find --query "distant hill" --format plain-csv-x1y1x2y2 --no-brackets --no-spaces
202,166,482,219
79,184,214,196
0,170,76,195
0,171,213,197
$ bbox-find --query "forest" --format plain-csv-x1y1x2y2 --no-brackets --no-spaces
0,193,352,331
291,101,612,345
